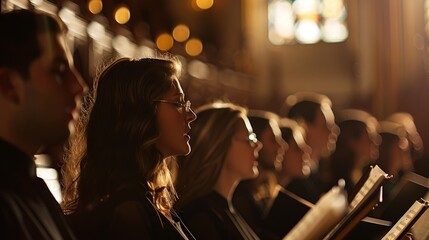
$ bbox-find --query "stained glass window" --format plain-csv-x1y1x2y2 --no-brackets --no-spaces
268,0,348,45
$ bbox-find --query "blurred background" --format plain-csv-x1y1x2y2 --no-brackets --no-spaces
2,0,429,177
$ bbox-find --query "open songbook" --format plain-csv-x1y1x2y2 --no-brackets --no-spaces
282,180,348,240
324,165,391,239
410,192,429,240
382,198,429,240
282,165,391,240
371,170,429,224
348,170,429,239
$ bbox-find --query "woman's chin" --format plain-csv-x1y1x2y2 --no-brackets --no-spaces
246,166,259,179
184,142,192,155
176,144,191,157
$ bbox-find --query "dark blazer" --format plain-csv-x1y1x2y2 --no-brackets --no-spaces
68,183,195,240
0,139,75,239
179,191,260,240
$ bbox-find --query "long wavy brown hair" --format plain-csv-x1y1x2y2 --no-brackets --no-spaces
62,57,182,215
174,102,247,209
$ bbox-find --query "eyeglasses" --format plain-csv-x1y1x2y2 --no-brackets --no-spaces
248,133,258,147
236,133,258,147
154,99,192,113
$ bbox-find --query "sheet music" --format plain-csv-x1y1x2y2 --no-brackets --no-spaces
411,192,429,239
382,199,429,240
283,182,348,240
282,165,390,240
350,165,388,210
323,165,390,240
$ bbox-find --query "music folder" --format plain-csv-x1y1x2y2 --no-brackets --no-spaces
282,180,348,240
282,165,391,240
382,198,429,240
324,165,391,240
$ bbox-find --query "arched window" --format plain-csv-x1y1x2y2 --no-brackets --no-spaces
268,0,348,45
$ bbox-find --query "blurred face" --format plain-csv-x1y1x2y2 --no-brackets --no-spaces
16,32,86,149
223,117,261,181
389,145,405,176
389,141,413,176
307,109,337,157
259,123,286,171
282,138,310,179
156,79,196,158
353,130,380,166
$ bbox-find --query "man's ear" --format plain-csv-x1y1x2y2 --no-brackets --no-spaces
0,68,21,104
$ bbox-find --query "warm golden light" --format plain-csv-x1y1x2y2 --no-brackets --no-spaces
88,0,103,14
322,0,344,19
195,0,214,10
114,6,130,24
156,33,174,51
188,60,210,79
173,24,190,42
185,38,203,56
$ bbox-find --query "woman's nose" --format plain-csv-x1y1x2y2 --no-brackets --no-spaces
255,140,263,152
69,67,88,97
186,108,197,123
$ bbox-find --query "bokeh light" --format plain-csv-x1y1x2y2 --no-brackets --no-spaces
173,24,190,42
88,0,103,14
188,60,210,79
268,0,348,44
114,5,130,24
185,38,203,56
192,0,214,10
156,33,174,51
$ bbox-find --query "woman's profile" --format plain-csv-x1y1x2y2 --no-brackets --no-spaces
62,57,196,239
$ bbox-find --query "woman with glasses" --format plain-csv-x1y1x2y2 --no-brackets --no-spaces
232,110,287,239
175,102,262,240
61,57,196,239
263,118,313,238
